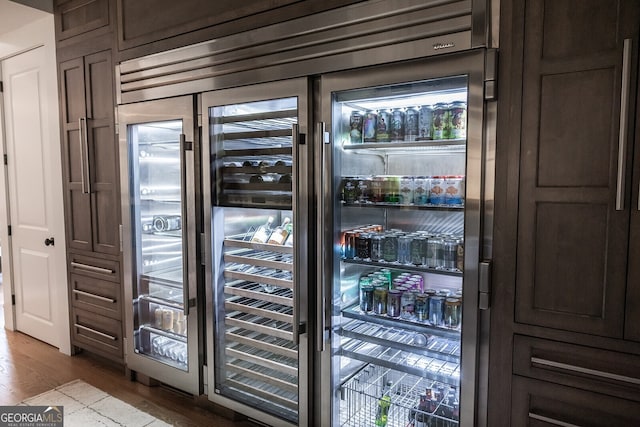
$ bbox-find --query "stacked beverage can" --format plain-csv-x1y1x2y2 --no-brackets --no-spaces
399,176,414,204
413,176,430,205
363,110,378,142
349,111,363,144
429,176,446,204
387,290,402,318
405,107,419,141
391,108,405,141
376,109,391,142
444,175,463,205
448,101,467,139
398,235,412,264
401,291,416,320
418,105,433,140
429,295,444,326
432,103,449,139
384,175,401,203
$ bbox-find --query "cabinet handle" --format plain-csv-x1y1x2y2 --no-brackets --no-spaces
70,261,114,275
292,123,301,346
616,38,632,211
74,323,117,341
528,413,581,427
79,117,92,194
72,289,116,304
531,356,640,386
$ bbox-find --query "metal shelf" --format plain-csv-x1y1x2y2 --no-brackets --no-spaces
225,236,293,254
341,201,464,211
342,305,461,340
224,248,293,271
342,138,466,154
225,280,293,307
341,257,463,277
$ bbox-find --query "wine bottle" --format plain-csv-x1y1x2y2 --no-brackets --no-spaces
251,216,275,243
267,217,291,245
375,381,392,427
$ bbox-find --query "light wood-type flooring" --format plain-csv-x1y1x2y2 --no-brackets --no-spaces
0,280,257,427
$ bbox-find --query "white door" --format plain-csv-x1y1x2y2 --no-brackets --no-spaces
1,46,65,347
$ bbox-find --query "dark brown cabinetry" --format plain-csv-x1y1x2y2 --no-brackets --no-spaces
55,0,123,362
490,0,640,424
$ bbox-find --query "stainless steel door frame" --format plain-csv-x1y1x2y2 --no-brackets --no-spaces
316,49,488,427
118,95,200,394
201,77,311,427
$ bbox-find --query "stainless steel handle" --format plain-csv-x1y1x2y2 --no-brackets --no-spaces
316,122,329,352
70,261,114,275
616,38,632,211
531,356,640,386
528,413,581,427
74,323,117,341
79,117,89,194
180,133,189,317
72,289,116,304
292,124,301,346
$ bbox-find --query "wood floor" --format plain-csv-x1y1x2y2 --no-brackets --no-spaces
0,284,257,427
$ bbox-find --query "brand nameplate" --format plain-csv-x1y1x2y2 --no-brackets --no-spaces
433,42,455,50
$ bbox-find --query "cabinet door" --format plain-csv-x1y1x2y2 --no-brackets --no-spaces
85,50,120,256
60,56,93,253
514,0,640,337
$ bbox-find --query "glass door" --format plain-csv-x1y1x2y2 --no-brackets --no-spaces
203,79,310,427
119,96,200,395
318,52,486,427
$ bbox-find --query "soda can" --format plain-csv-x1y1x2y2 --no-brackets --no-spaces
413,176,430,205
356,176,372,203
343,231,357,259
349,111,363,144
355,232,371,259
387,290,402,318
415,293,429,321
442,238,458,270
399,176,414,205
360,286,374,312
370,176,386,203
426,236,442,268
456,238,464,271
429,295,444,326
376,109,391,142
341,177,358,203
370,234,384,262
418,105,433,140
444,175,463,205
445,297,462,328
432,103,449,140
429,176,445,204
405,107,419,141
382,233,399,263
391,108,405,141
373,286,388,315
398,235,412,264
363,110,378,142
401,290,416,320
384,175,401,203
448,101,467,139
410,236,427,265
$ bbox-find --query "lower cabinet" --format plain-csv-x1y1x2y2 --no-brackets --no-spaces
68,253,124,362
512,376,640,426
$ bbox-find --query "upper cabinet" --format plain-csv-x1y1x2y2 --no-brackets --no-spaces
513,0,640,339
54,0,115,46
115,0,366,59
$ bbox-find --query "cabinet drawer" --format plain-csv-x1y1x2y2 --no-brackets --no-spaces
512,376,640,426
70,273,121,320
71,307,123,361
69,253,120,283
513,335,640,402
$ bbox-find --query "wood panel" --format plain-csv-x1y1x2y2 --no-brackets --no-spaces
514,0,635,337
55,0,112,42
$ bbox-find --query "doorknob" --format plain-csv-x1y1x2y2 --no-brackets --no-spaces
44,237,55,246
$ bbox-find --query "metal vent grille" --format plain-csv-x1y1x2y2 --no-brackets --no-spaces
117,0,476,104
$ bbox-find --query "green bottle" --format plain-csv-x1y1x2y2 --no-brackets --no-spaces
375,381,393,427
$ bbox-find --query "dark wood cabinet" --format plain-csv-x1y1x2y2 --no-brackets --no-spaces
59,49,120,257
514,0,639,338
55,0,114,47
490,0,640,424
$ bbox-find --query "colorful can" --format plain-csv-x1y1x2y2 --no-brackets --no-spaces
391,108,405,141
418,105,433,140
387,290,402,318
382,233,399,263
413,176,430,205
343,231,357,259
448,101,467,139
360,285,374,312
376,110,391,142
373,286,388,315
432,103,449,140
442,238,458,270
363,110,377,142
370,234,384,262
429,295,444,326
356,176,372,203
370,176,386,203
444,175,463,205
401,290,416,320
445,297,462,328
405,107,419,141
398,235,412,264
415,293,429,321
399,176,414,205
410,236,427,265
429,176,446,204
355,233,371,259
384,175,401,203
426,236,442,268
341,177,358,203
349,111,363,144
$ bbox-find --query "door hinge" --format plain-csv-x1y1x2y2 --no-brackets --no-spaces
200,233,206,266
479,261,492,310
119,224,123,253
3,154,7,165
114,106,119,135
7,225,11,236
11,295,15,306
484,49,498,101
0,81,3,93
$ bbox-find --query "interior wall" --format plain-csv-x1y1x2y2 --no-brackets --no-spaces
0,14,70,355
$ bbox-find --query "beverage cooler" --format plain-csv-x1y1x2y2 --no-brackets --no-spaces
318,51,488,427
202,79,311,427
119,96,201,395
